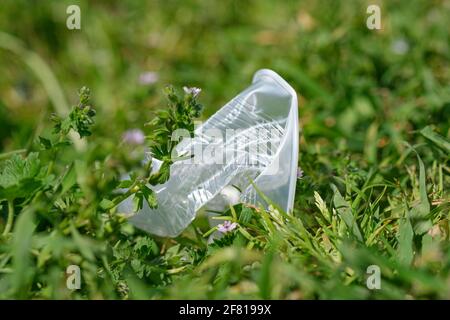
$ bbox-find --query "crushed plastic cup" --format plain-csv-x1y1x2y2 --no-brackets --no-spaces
118,69,299,237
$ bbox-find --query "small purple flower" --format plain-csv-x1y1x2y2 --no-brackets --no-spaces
217,221,238,234
183,86,201,97
138,71,159,85
122,129,145,145
297,167,304,180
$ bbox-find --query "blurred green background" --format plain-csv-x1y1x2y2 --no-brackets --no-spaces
1,0,448,153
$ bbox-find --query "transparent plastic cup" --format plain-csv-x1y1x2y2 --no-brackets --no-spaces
119,69,299,237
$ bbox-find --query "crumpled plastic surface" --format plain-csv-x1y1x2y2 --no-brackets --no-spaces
119,69,299,237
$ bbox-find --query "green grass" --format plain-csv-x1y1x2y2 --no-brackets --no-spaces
0,0,449,299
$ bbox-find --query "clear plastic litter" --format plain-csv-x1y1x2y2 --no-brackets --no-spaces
118,69,299,237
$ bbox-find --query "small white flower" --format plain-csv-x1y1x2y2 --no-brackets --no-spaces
138,71,159,85
183,86,201,97
391,38,409,55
